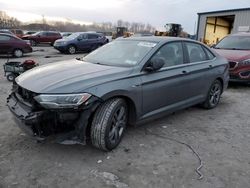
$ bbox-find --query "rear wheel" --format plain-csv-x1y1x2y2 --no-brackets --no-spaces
13,49,23,58
91,98,128,151
67,45,76,54
202,80,222,109
6,73,16,82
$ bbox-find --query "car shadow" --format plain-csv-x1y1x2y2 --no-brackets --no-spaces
228,82,250,89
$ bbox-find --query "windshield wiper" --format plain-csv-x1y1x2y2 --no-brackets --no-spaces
225,48,241,50
214,47,243,50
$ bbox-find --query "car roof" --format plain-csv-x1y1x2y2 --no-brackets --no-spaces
0,33,14,37
74,32,102,35
39,31,60,33
117,36,198,43
228,32,250,37
0,29,12,33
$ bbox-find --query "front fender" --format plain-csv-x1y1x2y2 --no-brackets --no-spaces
85,77,143,121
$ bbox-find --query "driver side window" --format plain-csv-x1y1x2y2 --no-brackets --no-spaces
79,34,87,40
39,32,46,36
151,42,184,68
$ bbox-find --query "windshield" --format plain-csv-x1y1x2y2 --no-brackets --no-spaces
32,32,41,36
83,40,157,67
215,35,250,50
65,33,81,39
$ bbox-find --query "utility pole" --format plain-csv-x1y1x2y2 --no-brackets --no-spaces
194,21,197,35
42,14,47,30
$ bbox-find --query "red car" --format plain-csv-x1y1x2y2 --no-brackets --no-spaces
213,33,250,83
22,31,62,46
0,33,32,57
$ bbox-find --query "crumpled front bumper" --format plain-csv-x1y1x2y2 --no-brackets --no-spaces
7,93,97,144
7,93,43,138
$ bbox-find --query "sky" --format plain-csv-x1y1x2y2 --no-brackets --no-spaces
0,0,250,33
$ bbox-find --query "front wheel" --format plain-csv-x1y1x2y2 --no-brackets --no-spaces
67,45,76,54
91,98,128,151
202,80,222,109
13,49,23,58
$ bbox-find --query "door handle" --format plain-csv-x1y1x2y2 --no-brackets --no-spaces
132,84,141,88
209,65,213,68
182,70,189,74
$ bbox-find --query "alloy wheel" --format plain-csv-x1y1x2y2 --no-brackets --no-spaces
109,106,126,145
209,82,221,106
14,49,23,58
68,46,76,54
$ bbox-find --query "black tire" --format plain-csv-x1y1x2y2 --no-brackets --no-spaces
7,73,16,82
91,98,128,151
30,40,37,46
67,45,76,54
13,49,23,58
50,41,55,46
202,80,222,109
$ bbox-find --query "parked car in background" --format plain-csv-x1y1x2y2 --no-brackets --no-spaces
7,37,229,151
54,32,107,54
213,33,250,83
22,31,62,46
0,33,32,57
0,29,14,35
10,29,24,38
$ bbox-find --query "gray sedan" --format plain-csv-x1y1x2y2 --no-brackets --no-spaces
7,37,229,151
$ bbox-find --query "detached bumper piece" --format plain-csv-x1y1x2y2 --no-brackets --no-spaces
7,93,87,144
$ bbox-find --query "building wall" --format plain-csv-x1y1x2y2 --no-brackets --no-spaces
197,9,250,43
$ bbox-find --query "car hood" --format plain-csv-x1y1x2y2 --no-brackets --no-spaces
16,59,132,94
214,49,250,61
55,39,68,43
22,34,35,38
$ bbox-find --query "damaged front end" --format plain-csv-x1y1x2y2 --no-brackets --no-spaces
7,83,101,145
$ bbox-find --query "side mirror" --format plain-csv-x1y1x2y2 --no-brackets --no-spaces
77,37,84,41
145,57,165,72
210,44,216,48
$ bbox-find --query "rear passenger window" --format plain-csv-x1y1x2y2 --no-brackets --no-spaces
88,34,98,39
151,42,184,68
48,32,57,36
186,42,207,63
203,47,215,60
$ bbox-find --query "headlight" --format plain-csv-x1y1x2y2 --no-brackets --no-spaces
55,41,66,46
34,93,92,109
241,59,250,65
